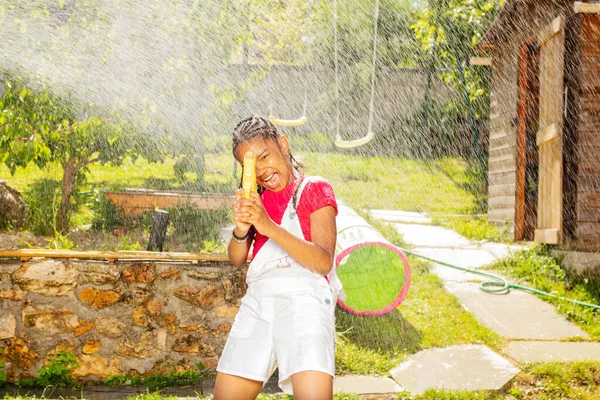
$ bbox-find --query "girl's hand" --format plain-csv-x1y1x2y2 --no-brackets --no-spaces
232,189,252,235
233,191,274,236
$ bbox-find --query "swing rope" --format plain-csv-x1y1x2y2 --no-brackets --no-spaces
334,0,379,148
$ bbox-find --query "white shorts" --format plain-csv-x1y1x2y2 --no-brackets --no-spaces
217,277,336,394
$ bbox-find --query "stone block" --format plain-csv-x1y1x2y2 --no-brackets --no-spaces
76,263,120,285
333,375,403,394
443,282,589,340
189,269,221,280
22,305,79,334
215,305,239,319
133,306,150,327
0,289,23,301
390,345,519,394
82,339,101,355
72,354,123,378
75,320,94,337
506,341,600,363
77,288,120,308
122,262,156,283
116,330,167,358
0,313,16,339
2,335,39,370
159,269,181,280
12,259,78,296
173,284,225,309
96,317,126,338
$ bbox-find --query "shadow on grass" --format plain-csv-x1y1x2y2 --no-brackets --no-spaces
335,307,423,354
429,159,488,214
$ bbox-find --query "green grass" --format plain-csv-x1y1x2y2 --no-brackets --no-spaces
301,154,482,214
431,215,511,243
487,246,600,340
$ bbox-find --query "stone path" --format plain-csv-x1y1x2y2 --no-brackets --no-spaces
368,209,600,394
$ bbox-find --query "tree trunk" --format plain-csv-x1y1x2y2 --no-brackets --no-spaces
57,158,78,234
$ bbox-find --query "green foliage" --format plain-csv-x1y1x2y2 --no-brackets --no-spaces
0,76,137,232
0,348,7,388
105,362,208,391
169,205,230,244
490,246,600,338
411,0,500,119
33,350,79,388
22,178,61,236
433,215,510,242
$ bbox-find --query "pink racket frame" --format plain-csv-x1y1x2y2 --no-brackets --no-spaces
335,241,411,316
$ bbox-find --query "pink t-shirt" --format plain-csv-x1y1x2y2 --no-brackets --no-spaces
252,177,338,258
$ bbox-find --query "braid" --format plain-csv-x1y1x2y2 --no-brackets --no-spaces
232,115,305,208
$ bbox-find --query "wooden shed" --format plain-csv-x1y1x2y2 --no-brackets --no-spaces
477,0,600,250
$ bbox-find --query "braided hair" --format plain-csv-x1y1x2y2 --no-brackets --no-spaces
232,115,305,210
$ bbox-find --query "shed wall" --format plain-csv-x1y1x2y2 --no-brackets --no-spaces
575,14,600,249
486,0,576,233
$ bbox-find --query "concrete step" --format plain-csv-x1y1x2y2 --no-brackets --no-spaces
505,341,600,363
389,345,520,395
369,210,432,224
443,281,589,340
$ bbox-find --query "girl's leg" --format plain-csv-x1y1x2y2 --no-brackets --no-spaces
213,372,263,400
291,370,333,400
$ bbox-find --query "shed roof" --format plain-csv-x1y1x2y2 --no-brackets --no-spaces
476,0,596,49
477,0,528,49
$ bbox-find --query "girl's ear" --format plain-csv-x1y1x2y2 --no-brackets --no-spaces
278,135,290,157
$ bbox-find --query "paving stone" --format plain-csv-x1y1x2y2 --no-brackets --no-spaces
506,341,600,363
391,223,471,248
334,375,403,394
390,345,519,395
443,282,589,340
410,247,498,269
370,210,432,224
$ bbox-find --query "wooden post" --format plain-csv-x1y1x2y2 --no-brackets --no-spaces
147,210,169,252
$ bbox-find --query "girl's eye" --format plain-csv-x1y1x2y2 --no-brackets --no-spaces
260,154,268,161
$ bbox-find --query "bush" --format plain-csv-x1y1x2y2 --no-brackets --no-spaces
169,204,230,243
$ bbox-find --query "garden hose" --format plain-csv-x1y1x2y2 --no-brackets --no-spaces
401,248,600,311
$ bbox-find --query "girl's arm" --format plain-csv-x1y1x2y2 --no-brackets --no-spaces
236,192,337,275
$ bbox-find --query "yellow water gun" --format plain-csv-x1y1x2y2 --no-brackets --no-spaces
242,151,257,199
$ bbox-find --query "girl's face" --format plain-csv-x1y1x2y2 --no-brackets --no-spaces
235,135,293,192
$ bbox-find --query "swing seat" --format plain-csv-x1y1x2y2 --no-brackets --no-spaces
268,115,308,127
335,131,375,149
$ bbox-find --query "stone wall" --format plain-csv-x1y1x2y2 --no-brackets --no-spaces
0,257,246,382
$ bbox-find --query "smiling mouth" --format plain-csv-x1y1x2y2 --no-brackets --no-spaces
261,172,280,189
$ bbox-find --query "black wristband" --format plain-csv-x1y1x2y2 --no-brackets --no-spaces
232,229,250,243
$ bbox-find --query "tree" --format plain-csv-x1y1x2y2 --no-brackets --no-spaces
0,78,133,233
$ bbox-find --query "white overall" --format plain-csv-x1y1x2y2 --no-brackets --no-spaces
217,177,341,394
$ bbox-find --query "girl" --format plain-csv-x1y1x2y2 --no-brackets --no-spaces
215,115,340,400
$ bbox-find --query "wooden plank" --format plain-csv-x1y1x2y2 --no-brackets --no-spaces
577,222,600,239
515,43,530,241
576,206,600,222
534,228,561,244
578,175,600,192
579,192,600,208
105,191,235,217
536,16,565,245
0,249,232,262
536,123,559,145
471,57,492,66
574,2,600,13
489,183,516,196
538,17,565,46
